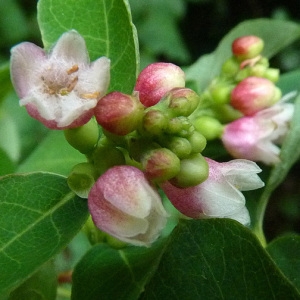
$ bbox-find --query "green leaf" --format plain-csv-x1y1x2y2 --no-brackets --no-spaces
0,148,15,176
267,234,300,292
277,69,300,94
37,0,139,94
8,260,57,300
71,240,165,300
0,62,13,102
185,19,300,92
0,173,89,295
141,219,300,299
17,131,84,176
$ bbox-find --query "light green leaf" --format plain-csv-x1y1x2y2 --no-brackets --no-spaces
141,219,300,299
185,19,300,92
0,173,89,295
17,131,84,176
37,0,139,93
0,148,15,176
71,240,165,300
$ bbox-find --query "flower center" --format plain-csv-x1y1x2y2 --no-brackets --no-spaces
41,64,79,96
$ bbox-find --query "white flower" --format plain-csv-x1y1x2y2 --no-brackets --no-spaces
88,166,168,246
162,158,264,226
10,30,110,129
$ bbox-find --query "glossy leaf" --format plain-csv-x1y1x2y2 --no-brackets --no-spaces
0,173,89,295
141,219,300,299
267,234,300,292
185,19,300,92
71,240,165,300
37,0,139,94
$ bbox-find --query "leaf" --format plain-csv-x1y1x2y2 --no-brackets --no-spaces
37,0,139,94
185,19,300,92
277,69,300,94
0,173,89,295
0,62,13,102
8,260,57,300
0,148,15,176
71,240,165,300
141,219,300,299
17,131,84,176
267,234,300,292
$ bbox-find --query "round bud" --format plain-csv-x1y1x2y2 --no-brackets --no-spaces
232,35,264,60
192,116,223,140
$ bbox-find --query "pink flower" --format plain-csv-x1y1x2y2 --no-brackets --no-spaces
88,166,168,246
230,76,281,115
162,158,264,225
222,101,294,165
134,62,185,107
10,30,110,129
232,35,264,60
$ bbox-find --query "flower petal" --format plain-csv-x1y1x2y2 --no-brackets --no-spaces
10,42,46,98
50,30,89,64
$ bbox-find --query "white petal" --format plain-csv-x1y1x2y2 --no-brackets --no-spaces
78,57,110,96
10,42,46,98
50,30,89,64
225,206,251,226
199,178,246,217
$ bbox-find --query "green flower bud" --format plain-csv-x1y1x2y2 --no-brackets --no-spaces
166,88,200,117
142,109,168,136
221,57,240,77
64,118,99,154
161,136,192,159
210,82,234,105
141,148,181,183
170,153,209,188
263,68,280,82
187,131,207,153
192,116,223,140
67,162,97,198
167,116,193,137
92,145,125,176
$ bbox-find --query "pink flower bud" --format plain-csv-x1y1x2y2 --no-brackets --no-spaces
230,76,281,115
162,158,264,225
10,30,110,129
134,62,185,107
232,35,264,60
222,102,294,165
88,166,168,246
95,91,144,136
141,148,181,183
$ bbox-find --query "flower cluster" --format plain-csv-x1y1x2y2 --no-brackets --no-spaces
191,35,295,165
11,31,268,247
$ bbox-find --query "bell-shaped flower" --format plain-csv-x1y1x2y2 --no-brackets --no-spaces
88,165,168,246
10,30,110,129
162,158,264,225
222,101,294,165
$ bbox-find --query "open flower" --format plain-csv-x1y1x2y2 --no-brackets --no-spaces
10,30,110,129
222,101,294,165
162,158,264,225
88,166,168,246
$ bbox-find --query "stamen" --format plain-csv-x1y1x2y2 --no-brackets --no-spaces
67,64,79,75
80,91,101,99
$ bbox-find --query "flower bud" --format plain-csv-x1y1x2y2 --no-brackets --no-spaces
64,118,99,154
210,82,234,105
230,76,282,115
88,165,168,246
221,57,240,77
141,148,181,183
167,116,193,137
67,162,97,198
165,88,200,117
160,136,192,159
170,153,209,188
134,62,185,107
192,116,223,140
142,110,168,136
95,91,144,135
187,131,207,153
232,35,264,60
